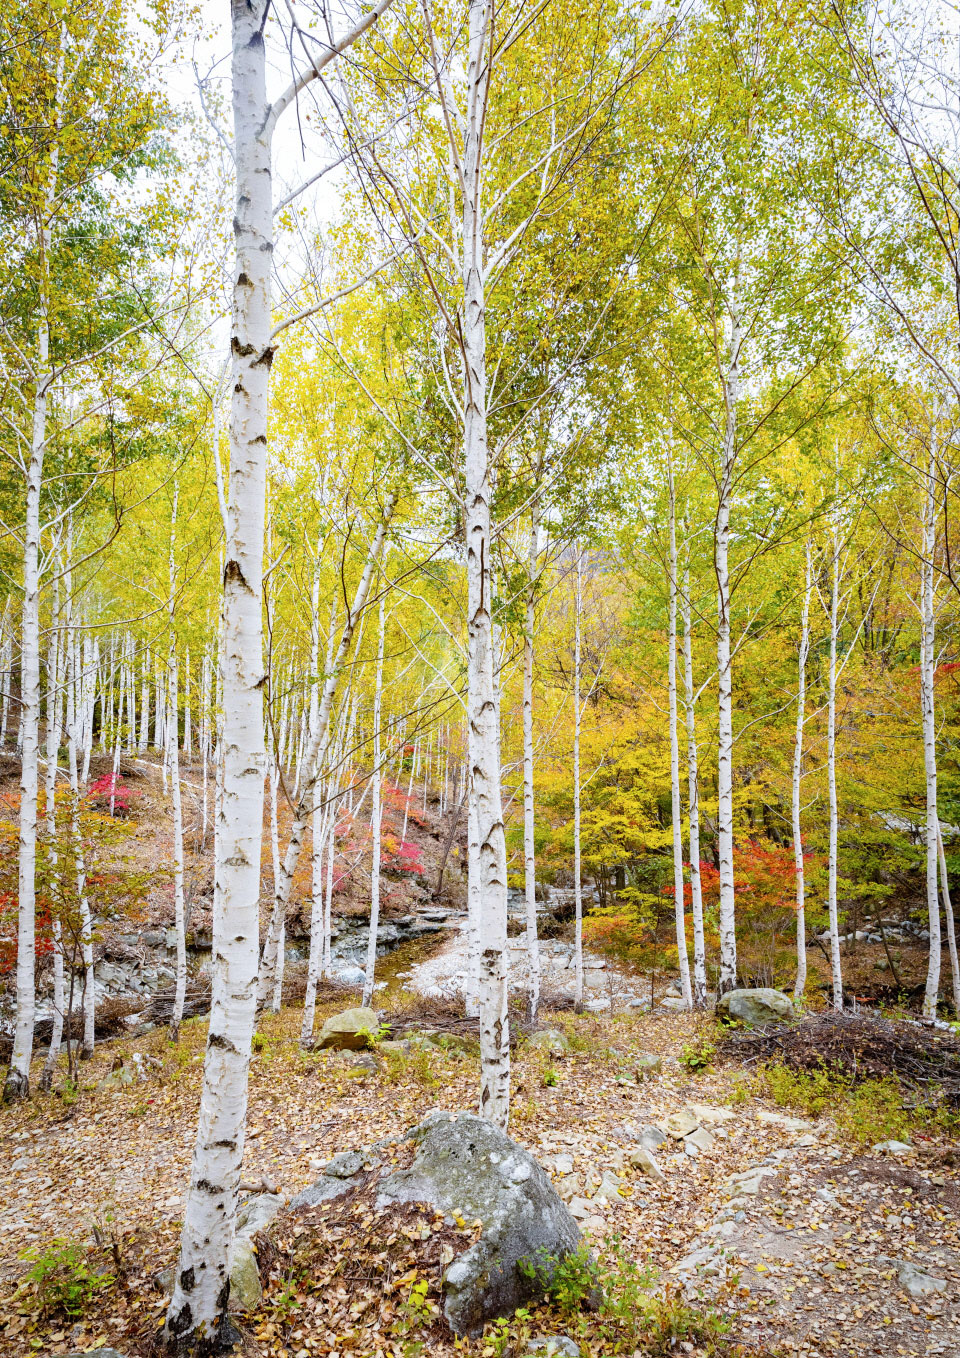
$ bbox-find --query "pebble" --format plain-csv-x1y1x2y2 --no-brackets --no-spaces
525,1339,580,1358
895,1259,948,1297
663,1110,699,1139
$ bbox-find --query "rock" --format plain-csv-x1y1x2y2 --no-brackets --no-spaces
529,1029,571,1057
873,1140,914,1154
236,1191,283,1237
633,1123,667,1151
662,1110,699,1139
568,1196,594,1220
716,988,794,1025
628,1146,665,1183
896,1260,947,1297
66,1352,127,1358
755,1109,810,1131
635,1053,662,1078
375,1110,580,1335
722,1166,776,1197
422,1029,481,1057
593,1171,623,1204
525,1338,580,1357
97,1064,135,1092
229,1237,263,1311
685,1126,716,1153
583,998,609,1013
552,1153,574,1175
316,1006,381,1050
556,1173,582,1202
660,995,687,1010
289,1149,377,1210
686,1103,734,1126
332,964,367,988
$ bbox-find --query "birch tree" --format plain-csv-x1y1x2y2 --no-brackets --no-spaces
166,4,393,1343
667,469,692,1007
792,541,813,1000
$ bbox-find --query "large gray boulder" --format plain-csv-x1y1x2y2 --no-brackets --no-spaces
716,987,794,1025
376,1111,581,1335
316,1006,380,1050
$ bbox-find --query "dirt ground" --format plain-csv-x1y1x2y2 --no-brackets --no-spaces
0,994,957,1358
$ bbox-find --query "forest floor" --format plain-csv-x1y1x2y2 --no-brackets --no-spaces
0,988,958,1358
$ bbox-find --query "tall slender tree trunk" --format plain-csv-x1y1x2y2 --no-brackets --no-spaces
362,591,386,1008
668,470,692,1007
65,618,95,1061
165,3,271,1341
5,356,48,1100
826,507,844,1012
792,541,812,1001
936,825,960,1015
715,304,741,995
682,563,706,1006
573,544,584,1009
921,443,942,1019
460,0,509,1124
4,102,60,1094
522,505,541,1022
301,807,328,1045
40,584,63,1089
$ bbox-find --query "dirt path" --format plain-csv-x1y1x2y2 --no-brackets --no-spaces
0,1003,958,1356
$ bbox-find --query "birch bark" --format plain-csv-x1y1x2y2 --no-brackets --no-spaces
792,541,812,1001
715,305,742,994
573,544,584,1009
4,70,60,1096
682,564,706,1006
522,506,541,1022
169,652,187,1038
937,825,960,1015
168,0,395,1334
165,1,270,1339
826,509,844,1011
362,590,386,1008
40,586,63,1089
668,470,692,1008
921,444,942,1019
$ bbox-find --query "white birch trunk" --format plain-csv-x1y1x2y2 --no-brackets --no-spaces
66,629,95,1061
5,204,54,1099
826,510,844,1011
522,506,541,1022
462,0,509,1125
715,306,741,994
184,647,192,760
682,564,706,1007
936,824,960,1015
668,471,692,1007
573,545,584,1009
792,541,812,1001
166,2,270,1339
169,650,187,1039
301,807,328,1045
921,445,942,1019
361,591,386,1008
40,586,63,1089
268,738,282,1013
139,656,150,752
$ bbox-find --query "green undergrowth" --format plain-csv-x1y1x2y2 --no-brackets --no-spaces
761,1061,959,1144
510,1239,745,1356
